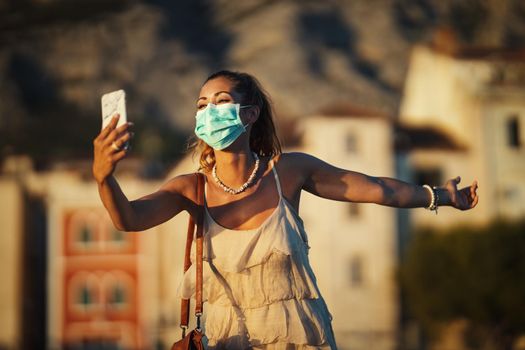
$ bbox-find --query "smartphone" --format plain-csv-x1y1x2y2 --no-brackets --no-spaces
101,89,127,130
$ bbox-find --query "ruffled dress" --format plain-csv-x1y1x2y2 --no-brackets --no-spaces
178,160,337,349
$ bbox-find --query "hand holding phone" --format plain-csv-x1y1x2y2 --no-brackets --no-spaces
92,90,134,183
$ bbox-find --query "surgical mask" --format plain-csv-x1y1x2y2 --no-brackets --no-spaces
194,103,252,150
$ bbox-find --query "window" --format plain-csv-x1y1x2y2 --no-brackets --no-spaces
507,116,521,148
79,286,91,305
77,284,95,308
70,273,100,314
109,283,126,305
110,229,125,242
78,225,93,244
345,132,358,153
349,255,364,287
413,168,442,187
106,227,132,251
67,211,105,253
348,202,360,217
107,281,129,311
102,272,133,312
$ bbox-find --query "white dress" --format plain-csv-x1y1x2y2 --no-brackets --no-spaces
179,160,337,349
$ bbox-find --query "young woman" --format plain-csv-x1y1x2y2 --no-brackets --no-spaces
92,71,479,349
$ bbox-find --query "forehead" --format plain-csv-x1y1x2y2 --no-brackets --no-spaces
199,76,240,99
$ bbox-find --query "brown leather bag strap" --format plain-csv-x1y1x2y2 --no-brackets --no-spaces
195,173,204,315
179,215,195,329
180,172,205,331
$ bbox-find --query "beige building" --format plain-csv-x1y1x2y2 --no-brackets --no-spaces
396,42,525,349
298,111,399,350
0,171,24,349
399,43,525,228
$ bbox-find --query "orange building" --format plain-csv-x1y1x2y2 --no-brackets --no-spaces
42,160,163,350
60,207,141,348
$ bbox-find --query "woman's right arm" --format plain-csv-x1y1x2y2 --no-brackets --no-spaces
97,174,193,232
92,114,192,232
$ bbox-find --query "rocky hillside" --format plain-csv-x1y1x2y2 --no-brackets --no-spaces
1,0,524,173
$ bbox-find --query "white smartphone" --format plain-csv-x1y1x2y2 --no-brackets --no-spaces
101,89,127,130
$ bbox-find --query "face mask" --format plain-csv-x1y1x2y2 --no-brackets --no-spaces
194,103,252,150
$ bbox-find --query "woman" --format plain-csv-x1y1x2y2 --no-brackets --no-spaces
92,71,479,349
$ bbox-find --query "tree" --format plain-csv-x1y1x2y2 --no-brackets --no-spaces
399,218,525,349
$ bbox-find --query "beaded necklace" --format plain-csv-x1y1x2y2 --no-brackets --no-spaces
212,152,260,195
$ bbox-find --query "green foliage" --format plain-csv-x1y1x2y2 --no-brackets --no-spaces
399,218,525,346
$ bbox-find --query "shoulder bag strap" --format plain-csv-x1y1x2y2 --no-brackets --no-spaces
180,172,205,335
194,172,204,320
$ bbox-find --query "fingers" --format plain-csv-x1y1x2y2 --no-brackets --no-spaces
97,114,120,141
457,181,479,210
104,121,134,146
470,193,479,208
112,148,129,162
121,131,134,144
470,180,479,208
448,177,479,211
111,132,135,152
470,180,478,200
109,131,134,153
468,187,479,209
92,114,134,182
446,176,461,189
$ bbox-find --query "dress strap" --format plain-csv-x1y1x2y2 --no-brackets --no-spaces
203,175,214,219
203,174,208,204
269,158,283,199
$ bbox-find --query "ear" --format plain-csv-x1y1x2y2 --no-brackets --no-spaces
247,105,260,124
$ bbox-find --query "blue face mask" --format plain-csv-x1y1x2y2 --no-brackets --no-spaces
194,103,252,150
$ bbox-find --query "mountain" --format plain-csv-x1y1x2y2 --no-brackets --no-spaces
1,0,524,172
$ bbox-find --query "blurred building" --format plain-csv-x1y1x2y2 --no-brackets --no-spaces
297,110,398,350
399,41,525,228
396,41,525,348
45,171,162,350
0,169,25,349
0,157,167,350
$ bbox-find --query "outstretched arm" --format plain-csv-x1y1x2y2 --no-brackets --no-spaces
293,153,478,210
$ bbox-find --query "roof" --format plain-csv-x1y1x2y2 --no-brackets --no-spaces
394,124,466,152
429,27,525,63
451,47,525,62
316,102,390,119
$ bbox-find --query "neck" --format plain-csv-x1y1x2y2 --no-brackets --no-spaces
213,148,257,187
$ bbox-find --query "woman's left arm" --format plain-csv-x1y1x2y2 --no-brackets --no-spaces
294,153,479,210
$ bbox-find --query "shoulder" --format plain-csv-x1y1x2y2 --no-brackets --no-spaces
273,151,310,163
272,152,320,178
269,152,324,201
159,172,202,203
273,152,321,169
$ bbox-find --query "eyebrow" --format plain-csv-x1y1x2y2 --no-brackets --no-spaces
196,91,233,104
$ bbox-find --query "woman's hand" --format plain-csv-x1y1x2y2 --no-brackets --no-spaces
92,114,134,184
442,176,479,210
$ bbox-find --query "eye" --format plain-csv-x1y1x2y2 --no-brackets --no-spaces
197,104,206,110
217,99,230,104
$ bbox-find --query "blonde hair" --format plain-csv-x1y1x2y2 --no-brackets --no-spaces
188,71,282,172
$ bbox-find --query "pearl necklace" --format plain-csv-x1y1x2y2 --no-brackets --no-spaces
212,152,260,195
